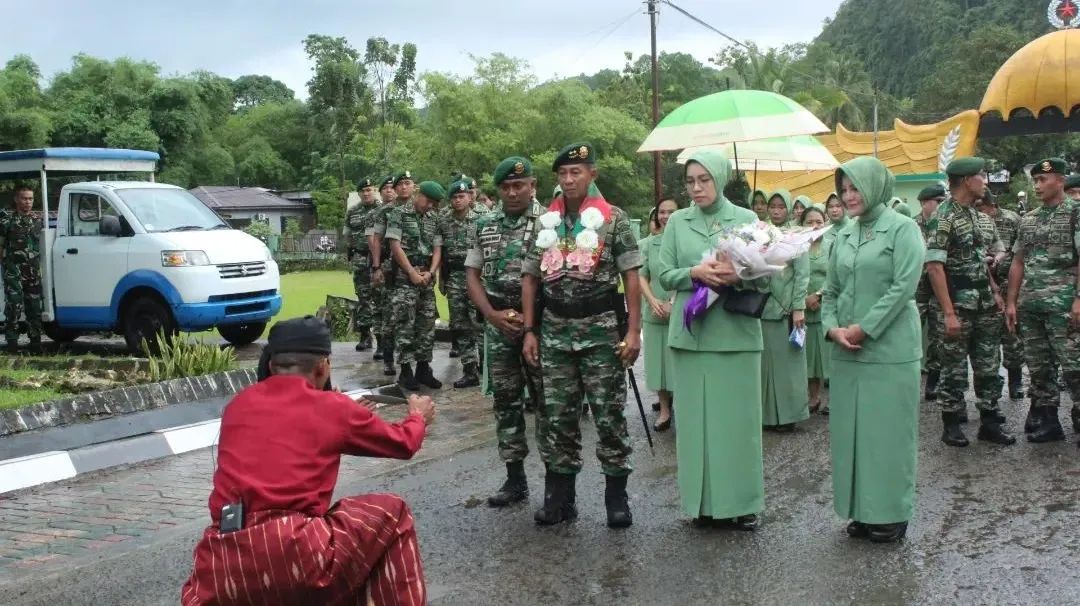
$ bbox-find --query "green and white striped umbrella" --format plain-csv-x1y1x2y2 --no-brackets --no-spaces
675,135,839,171
638,89,830,153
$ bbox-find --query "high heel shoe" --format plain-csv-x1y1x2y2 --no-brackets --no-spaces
868,522,908,543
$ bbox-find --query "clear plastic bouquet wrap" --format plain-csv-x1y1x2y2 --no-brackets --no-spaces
683,221,831,329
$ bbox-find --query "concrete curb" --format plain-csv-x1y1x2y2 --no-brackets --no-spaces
0,368,257,437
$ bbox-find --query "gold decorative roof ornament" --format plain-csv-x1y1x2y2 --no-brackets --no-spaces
979,28,1080,121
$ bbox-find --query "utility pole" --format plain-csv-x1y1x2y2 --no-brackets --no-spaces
648,0,662,205
872,85,879,158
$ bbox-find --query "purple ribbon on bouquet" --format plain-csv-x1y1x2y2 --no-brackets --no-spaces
684,280,726,334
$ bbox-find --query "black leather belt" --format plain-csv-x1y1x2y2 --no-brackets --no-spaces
544,291,620,319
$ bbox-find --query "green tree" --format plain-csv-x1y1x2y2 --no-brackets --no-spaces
235,136,292,188
0,55,51,149
231,75,294,110
303,35,371,186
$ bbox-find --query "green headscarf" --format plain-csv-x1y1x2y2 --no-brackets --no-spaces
893,200,914,218
793,195,813,213
799,203,828,226
766,189,794,226
684,150,733,210
834,157,895,224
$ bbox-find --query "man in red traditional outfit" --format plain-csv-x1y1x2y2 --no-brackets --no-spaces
182,316,435,605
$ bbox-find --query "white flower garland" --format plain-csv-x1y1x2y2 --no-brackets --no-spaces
536,207,604,275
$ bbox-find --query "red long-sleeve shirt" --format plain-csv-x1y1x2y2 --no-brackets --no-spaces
208,375,426,522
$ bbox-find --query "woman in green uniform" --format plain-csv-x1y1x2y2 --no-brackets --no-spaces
749,189,769,221
824,193,847,246
640,198,680,431
823,156,923,544
792,195,812,224
761,190,810,431
658,150,764,530
800,205,830,414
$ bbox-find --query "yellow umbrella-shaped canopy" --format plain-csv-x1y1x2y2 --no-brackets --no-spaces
979,28,1080,137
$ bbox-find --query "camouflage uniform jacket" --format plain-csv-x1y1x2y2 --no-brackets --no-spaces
385,204,443,270
0,211,42,265
345,202,379,261
439,207,481,272
914,212,934,303
925,198,1002,312
988,208,1021,285
522,202,641,351
464,200,544,306
1013,199,1080,314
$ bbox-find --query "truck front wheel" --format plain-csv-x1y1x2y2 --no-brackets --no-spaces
218,321,267,346
123,296,177,355
43,323,81,343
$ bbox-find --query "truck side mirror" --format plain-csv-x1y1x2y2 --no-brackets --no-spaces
100,215,122,237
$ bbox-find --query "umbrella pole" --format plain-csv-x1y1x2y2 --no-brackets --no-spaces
753,159,757,191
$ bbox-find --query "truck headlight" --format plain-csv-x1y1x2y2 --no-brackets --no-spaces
162,250,210,267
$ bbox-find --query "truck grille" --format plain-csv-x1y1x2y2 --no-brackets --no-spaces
218,261,266,279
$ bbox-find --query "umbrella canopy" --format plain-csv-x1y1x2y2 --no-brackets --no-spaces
675,135,840,171
638,89,830,153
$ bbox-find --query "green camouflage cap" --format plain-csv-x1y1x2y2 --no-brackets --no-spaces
392,170,415,186
945,157,985,177
1065,174,1080,189
552,142,595,171
493,156,534,185
418,180,446,201
917,184,946,201
1033,158,1067,176
448,179,470,196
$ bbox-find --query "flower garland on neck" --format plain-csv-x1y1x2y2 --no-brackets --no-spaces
536,206,605,278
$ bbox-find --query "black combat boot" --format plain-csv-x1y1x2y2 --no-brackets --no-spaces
604,474,633,528
27,339,42,355
382,348,396,376
373,335,384,360
940,411,969,447
1027,407,1065,443
1007,367,1025,399
355,327,372,352
924,370,940,402
1071,408,1080,433
4,340,17,354
453,363,480,388
1024,404,1040,433
487,461,528,507
415,361,442,389
398,363,419,390
534,472,577,525
976,409,1016,445
868,522,908,544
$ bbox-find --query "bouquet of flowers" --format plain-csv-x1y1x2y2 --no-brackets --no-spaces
683,221,831,329
536,207,606,278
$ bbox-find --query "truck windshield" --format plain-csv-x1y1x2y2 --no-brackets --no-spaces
114,188,229,233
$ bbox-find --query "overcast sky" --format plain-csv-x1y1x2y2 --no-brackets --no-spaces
3,0,844,97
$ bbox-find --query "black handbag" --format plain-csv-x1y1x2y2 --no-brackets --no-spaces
721,288,770,318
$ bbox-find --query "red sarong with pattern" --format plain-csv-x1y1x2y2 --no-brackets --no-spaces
181,493,425,605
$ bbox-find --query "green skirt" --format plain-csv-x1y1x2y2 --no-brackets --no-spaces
761,319,809,426
805,321,830,380
643,321,673,392
829,359,919,524
671,349,764,519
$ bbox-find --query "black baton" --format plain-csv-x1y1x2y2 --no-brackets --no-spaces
626,367,654,455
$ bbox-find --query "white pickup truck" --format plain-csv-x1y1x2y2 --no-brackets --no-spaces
0,148,282,352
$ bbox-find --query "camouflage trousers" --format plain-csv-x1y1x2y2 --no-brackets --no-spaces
933,302,1003,413
389,280,437,365
351,257,381,335
3,261,42,343
446,272,479,366
918,297,941,373
997,279,1024,370
1018,309,1080,410
486,323,547,462
377,260,396,350
539,331,632,476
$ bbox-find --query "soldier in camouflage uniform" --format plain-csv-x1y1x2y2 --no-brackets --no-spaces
0,186,43,354
368,173,413,373
975,190,1026,400
1066,174,1080,202
925,157,1015,447
915,184,946,400
386,180,444,391
522,143,642,529
344,178,381,352
1005,158,1080,444
368,175,396,362
440,179,482,388
466,156,548,507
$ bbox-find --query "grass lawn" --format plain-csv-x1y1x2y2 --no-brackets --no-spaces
273,270,449,326
0,368,66,410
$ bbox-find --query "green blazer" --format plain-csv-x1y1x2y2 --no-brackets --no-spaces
804,239,831,323
639,234,672,325
658,202,764,353
822,208,924,364
761,252,809,321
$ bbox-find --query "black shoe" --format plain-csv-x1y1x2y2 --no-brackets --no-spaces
355,330,372,352
651,401,661,412
846,520,870,538
977,410,1016,445
924,370,940,401
868,522,908,543
26,340,42,355
488,461,528,507
382,349,396,376
653,416,672,432
1028,407,1065,443
604,475,633,528
534,472,577,525
4,341,17,354
398,363,419,390
719,514,758,531
771,423,795,433
1024,404,1040,433
1071,408,1080,433
448,349,460,359
1007,367,1025,399
415,361,443,389
941,411,969,447
453,363,480,389
373,349,384,361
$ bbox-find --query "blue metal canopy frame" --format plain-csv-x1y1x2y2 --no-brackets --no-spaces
0,147,159,179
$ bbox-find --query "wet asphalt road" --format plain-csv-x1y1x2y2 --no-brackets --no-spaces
2,370,1080,605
